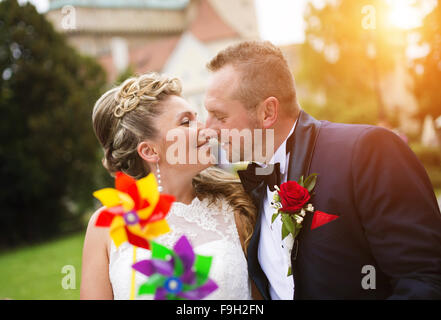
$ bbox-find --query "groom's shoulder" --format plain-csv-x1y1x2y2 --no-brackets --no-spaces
320,119,374,131
317,120,400,149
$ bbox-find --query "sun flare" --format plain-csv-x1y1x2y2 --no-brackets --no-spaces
387,0,422,30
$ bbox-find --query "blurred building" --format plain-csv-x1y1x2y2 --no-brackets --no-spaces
46,0,259,118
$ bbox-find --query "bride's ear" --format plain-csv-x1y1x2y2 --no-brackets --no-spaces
137,141,159,164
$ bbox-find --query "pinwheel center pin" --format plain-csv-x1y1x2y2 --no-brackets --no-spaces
123,211,139,226
164,277,183,294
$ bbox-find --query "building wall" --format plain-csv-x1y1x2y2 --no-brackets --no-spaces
63,33,172,57
46,6,187,56
209,0,259,39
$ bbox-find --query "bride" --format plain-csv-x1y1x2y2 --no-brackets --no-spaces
80,73,258,300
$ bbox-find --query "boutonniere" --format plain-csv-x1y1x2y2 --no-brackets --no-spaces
271,174,318,276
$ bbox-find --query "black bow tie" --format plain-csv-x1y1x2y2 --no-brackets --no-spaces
238,162,281,193
238,126,295,194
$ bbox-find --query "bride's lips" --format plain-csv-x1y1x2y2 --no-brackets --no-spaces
197,140,209,148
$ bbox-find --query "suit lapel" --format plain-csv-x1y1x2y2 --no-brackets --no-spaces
246,182,270,299
287,110,322,181
287,110,322,299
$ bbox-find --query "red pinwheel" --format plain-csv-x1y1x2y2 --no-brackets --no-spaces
93,172,175,249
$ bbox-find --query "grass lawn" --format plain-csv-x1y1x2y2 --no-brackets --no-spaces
436,189,441,199
0,232,85,300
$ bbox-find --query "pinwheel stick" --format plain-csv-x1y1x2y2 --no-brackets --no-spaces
130,246,137,300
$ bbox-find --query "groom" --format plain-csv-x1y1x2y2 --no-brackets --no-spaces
204,41,441,299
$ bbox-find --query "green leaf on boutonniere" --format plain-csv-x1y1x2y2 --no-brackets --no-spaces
271,212,280,224
287,266,292,276
281,221,290,240
293,224,302,239
273,192,280,203
281,213,295,235
298,175,305,187
303,173,318,193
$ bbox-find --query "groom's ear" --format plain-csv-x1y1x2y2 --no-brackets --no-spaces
137,141,159,164
260,96,279,129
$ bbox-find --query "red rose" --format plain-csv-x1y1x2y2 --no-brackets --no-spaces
278,181,311,214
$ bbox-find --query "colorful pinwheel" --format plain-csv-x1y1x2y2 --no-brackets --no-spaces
132,236,218,300
93,172,175,249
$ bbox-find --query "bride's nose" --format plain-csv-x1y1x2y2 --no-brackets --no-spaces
196,120,205,130
197,125,208,143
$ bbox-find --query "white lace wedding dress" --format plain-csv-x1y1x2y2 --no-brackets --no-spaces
108,196,252,300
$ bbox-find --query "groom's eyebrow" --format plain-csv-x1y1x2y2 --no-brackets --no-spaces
213,110,227,118
207,106,225,116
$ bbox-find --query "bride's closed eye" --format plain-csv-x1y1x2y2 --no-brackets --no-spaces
178,111,198,126
180,117,191,126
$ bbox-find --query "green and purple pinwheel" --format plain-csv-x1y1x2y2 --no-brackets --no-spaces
132,235,218,300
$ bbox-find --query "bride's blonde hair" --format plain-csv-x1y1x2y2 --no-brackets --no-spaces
92,72,256,253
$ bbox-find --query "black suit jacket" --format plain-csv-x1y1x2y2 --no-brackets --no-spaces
243,111,441,300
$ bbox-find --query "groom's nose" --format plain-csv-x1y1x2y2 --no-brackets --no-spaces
205,115,220,136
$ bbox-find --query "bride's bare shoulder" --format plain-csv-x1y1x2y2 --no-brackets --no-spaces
84,207,111,257
86,207,106,231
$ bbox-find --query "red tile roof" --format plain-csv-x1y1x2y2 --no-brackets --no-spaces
130,36,181,73
99,36,180,82
189,0,238,42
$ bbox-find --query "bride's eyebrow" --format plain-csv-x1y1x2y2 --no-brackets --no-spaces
175,111,196,120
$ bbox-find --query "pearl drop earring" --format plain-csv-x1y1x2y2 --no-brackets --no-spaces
156,162,163,193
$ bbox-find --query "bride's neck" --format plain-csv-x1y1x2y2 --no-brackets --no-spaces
157,169,196,205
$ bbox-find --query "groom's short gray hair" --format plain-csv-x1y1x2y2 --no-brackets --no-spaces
207,41,299,114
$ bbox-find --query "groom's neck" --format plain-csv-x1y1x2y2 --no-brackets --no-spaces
265,116,297,162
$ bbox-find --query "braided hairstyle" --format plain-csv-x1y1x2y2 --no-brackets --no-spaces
92,72,181,179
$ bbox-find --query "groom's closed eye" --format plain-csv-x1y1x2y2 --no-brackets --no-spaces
211,111,227,122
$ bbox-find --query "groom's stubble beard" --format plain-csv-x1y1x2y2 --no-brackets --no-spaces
220,114,257,163
222,118,275,166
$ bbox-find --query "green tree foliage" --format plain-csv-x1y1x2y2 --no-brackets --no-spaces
0,0,106,248
411,2,441,121
296,0,402,125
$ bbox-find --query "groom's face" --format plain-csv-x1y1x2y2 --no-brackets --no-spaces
204,65,259,162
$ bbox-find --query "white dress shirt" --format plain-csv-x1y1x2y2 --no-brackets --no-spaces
258,121,297,300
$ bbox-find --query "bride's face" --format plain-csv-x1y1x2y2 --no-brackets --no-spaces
152,95,213,174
